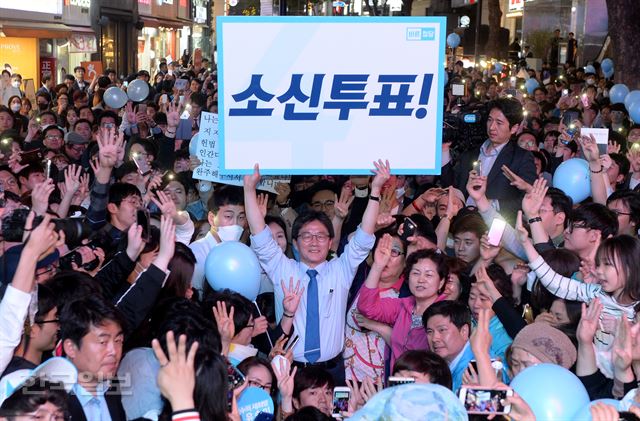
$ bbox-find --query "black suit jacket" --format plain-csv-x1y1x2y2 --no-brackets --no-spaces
441,140,537,222
67,383,127,421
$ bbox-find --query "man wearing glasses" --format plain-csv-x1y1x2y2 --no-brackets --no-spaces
244,160,390,385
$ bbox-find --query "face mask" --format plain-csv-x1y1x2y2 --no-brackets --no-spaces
586,79,595,85
11,81,20,88
10,103,20,112
395,187,405,199
217,224,243,242
38,103,49,111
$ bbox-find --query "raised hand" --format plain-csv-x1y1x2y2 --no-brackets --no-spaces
213,301,235,353
577,134,600,164
97,127,124,170
613,316,633,375
577,298,602,345
151,331,198,411
372,233,393,271
251,315,269,338
125,102,136,125
374,213,395,231
23,213,62,259
445,187,462,220
479,234,501,264
274,182,291,206
126,222,145,261
607,140,621,155
281,277,304,316
271,356,297,401
521,177,548,219
514,211,531,245
466,170,487,202
470,308,493,357
268,335,294,365
502,165,533,192
474,264,502,303
151,190,178,220
334,189,355,221
166,102,181,129
63,164,82,196
31,179,55,216
154,215,176,271
243,163,261,191
257,193,268,219
370,159,391,192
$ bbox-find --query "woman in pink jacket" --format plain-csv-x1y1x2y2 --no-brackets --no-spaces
358,234,449,370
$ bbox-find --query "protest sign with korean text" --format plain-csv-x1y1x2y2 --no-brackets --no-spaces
192,112,290,192
218,16,446,175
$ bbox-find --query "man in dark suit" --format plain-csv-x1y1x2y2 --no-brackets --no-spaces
59,296,127,421
441,97,537,222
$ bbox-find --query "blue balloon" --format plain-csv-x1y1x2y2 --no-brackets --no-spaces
572,399,620,421
603,68,614,79
525,78,539,95
189,133,199,156
601,58,614,72
494,62,503,74
447,33,461,49
629,101,640,123
624,90,640,111
584,65,596,74
237,387,274,421
205,241,261,301
610,83,630,104
553,158,591,204
511,364,590,421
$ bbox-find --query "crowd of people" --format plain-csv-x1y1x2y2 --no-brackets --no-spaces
0,51,640,421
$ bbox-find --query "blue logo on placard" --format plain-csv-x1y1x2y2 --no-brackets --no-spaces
463,113,477,123
406,27,436,41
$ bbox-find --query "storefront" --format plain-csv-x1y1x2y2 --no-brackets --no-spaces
95,0,137,77
192,0,211,61
137,0,193,74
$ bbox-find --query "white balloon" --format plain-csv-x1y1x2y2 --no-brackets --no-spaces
127,79,150,102
104,87,128,109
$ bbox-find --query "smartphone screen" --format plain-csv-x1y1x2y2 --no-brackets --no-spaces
562,111,580,128
137,209,151,242
332,389,350,416
138,103,147,114
487,219,507,246
19,149,44,166
387,376,415,387
132,153,151,176
452,83,465,96
459,388,512,415
399,217,417,242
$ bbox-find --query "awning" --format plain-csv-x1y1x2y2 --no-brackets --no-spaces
139,16,190,30
1,21,71,38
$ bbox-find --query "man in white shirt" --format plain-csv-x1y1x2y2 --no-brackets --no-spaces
189,185,246,293
243,160,390,385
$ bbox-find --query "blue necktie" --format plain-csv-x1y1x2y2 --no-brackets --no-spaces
304,269,321,363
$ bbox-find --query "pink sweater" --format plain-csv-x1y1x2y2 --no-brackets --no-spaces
357,286,442,370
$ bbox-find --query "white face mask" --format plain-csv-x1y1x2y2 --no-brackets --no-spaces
396,187,405,199
11,81,20,88
217,224,244,242
586,79,595,85
10,103,20,112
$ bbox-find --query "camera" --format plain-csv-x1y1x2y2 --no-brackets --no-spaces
1,208,91,247
444,103,488,160
58,231,112,271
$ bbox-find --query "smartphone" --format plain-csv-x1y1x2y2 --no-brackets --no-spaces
332,387,351,417
452,83,466,96
510,76,516,88
581,93,590,108
137,209,151,242
561,89,569,97
487,218,507,246
123,81,129,88
174,78,188,91
45,159,52,179
399,217,417,242
458,387,512,415
132,152,151,176
285,335,300,352
226,362,246,412
19,149,44,166
387,376,415,387
137,103,147,114
562,110,580,128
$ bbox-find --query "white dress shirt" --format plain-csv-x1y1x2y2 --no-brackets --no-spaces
0,286,31,374
251,225,374,363
189,231,219,292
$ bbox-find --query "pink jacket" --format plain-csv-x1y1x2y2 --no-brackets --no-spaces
357,286,442,370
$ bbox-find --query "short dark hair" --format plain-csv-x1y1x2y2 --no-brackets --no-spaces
404,249,449,290
487,97,524,128
73,66,85,73
98,110,119,126
293,367,335,400
0,380,68,417
206,184,244,214
422,300,472,331
393,350,453,390
609,153,630,181
292,210,334,240
451,213,487,239
571,202,618,239
108,182,142,206
607,190,640,226
73,118,92,131
205,290,253,334
59,295,126,348
38,110,57,121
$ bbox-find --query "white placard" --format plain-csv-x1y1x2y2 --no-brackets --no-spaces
580,128,609,145
217,16,446,175
192,112,290,193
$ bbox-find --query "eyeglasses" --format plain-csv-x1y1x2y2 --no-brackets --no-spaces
567,221,590,233
298,232,331,244
121,197,143,208
390,248,405,257
247,379,272,392
610,209,632,216
45,135,63,140
311,200,335,210
36,318,59,324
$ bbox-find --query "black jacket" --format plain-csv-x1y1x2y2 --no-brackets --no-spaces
441,140,537,222
67,382,127,421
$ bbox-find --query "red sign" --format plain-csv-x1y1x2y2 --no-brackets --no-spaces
80,61,103,79
40,57,56,84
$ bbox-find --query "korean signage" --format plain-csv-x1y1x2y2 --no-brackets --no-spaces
40,57,56,83
217,17,446,175
192,112,290,191
0,37,38,83
80,61,103,79
64,0,90,7
0,0,63,14
508,0,523,11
